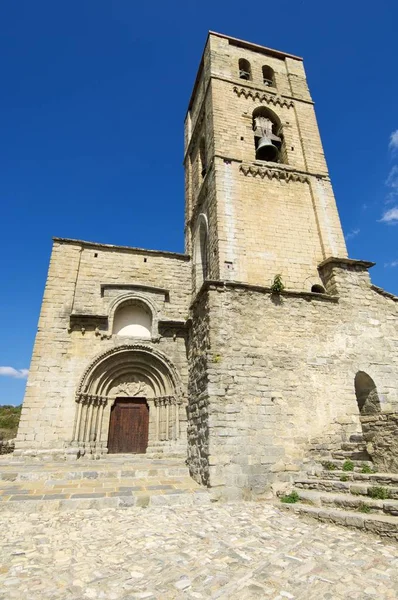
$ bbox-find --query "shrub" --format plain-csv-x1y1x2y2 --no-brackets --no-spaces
270,274,285,294
342,460,354,472
367,486,390,500
340,475,349,482
280,491,300,504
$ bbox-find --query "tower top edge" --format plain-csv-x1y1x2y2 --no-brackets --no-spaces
208,31,303,62
186,31,302,114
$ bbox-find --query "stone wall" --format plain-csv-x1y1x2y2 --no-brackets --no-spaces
187,290,211,486
361,413,398,473
15,239,191,455
187,260,398,500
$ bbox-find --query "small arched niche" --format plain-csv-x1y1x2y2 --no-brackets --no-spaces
354,371,381,415
262,65,275,87
238,58,252,81
112,301,152,338
311,284,326,294
252,106,285,163
194,213,209,291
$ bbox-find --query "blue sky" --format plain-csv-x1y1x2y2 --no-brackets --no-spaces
0,0,397,406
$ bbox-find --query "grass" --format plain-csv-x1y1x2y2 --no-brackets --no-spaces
280,491,300,504
367,486,390,500
358,502,372,514
340,475,349,482
361,464,373,474
342,460,354,472
0,405,21,441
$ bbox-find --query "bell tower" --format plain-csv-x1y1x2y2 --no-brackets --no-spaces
184,32,347,293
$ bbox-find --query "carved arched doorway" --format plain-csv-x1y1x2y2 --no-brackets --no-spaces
72,345,183,457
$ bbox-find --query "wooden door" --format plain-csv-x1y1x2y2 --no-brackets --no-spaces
107,398,149,454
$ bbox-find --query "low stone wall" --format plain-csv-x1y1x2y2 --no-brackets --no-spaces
361,413,398,473
0,439,15,455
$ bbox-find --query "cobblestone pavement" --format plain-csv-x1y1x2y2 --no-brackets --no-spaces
0,502,397,600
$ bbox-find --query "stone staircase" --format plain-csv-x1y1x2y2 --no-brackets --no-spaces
279,449,398,542
0,454,212,512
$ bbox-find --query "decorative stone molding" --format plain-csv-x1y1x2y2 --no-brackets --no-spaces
239,163,309,184
233,86,294,108
77,344,184,398
153,396,180,441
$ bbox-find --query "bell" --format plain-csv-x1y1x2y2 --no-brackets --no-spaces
256,136,279,162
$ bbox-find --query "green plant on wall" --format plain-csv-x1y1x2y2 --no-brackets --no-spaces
270,274,285,294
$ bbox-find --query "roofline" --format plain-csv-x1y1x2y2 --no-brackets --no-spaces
52,237,190,261
209,31,303,61
187,31,302,113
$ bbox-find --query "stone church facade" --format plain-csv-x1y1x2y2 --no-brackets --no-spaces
16,32,398,500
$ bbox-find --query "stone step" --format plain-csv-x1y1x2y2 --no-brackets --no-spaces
340,442,367,451
332,450,371,461
0,455,212,512
295,478,398,500
309,471,398,485
294,488,398,517
320,458,374,471
279,503,398,542
0,457,190,483
0,486,212,513
348,434,365,443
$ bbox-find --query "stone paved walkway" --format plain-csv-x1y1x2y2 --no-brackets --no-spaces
0,502,397,600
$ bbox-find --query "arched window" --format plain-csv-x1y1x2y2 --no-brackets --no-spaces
311,284,326,294
238,58,252,81
199,137,207,178
194,214,209,290
262,65,275,87
112,302,152,338
354,372,381,415
252,106,285,163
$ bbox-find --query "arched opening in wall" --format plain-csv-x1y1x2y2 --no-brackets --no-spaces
252,106,285,163
199,137,207,178
238,58,252,81
262,65,275,87
73,345,182,456
112,302,152,338
354,372,381,416
194,214,209,291
311,284,326,294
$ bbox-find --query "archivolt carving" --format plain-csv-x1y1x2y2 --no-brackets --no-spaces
239,163,309,184
109,375,153,398
233,86,294,108
77,344,183,398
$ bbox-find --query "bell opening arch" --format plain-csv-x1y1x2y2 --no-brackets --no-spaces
72,344,185,456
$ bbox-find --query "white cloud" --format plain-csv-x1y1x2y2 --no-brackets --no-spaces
0,367,29,379
345,228,360,240
379,206,398,224
386,165,398,188
384,260,398,268
389,130,398,150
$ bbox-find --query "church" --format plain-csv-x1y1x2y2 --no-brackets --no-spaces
15,32,398,500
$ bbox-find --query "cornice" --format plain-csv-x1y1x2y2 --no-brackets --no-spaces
318,257,376,270
233,85,294,108
239,163,309,184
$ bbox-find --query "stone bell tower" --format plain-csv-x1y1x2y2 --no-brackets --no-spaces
184,31,347,293
185,33,354,501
